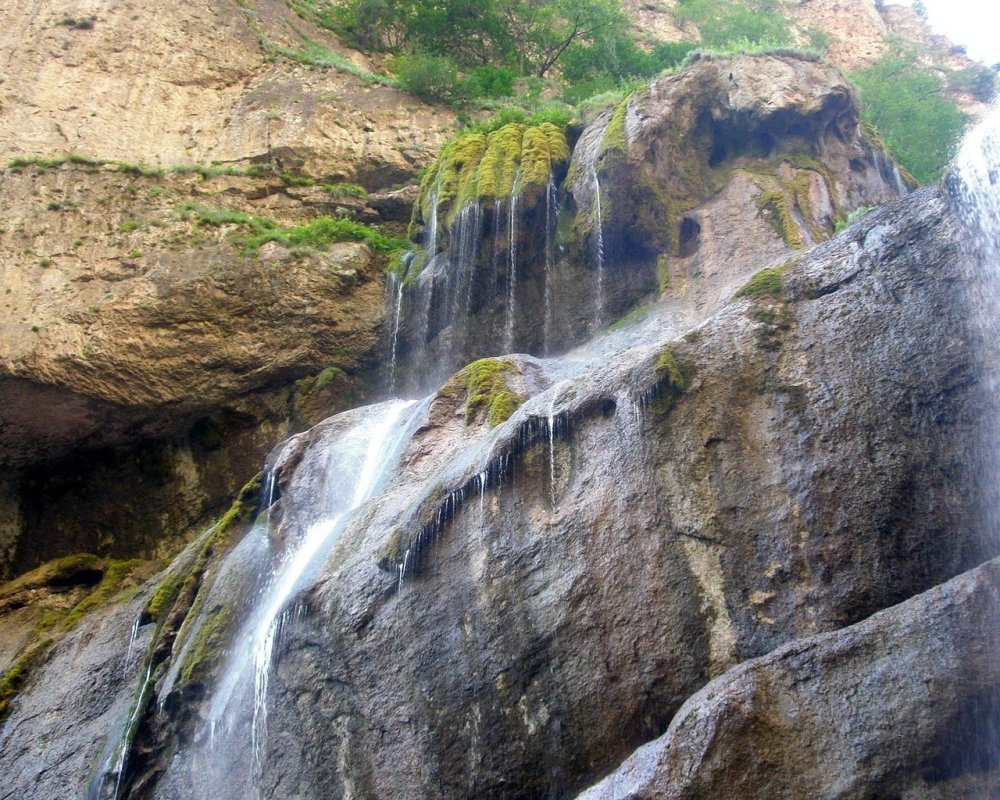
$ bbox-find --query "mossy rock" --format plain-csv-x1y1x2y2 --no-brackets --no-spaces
757,189,803,249
651,347,696,416
736,263,792,300
413,121,570,244
441,357,526,428
0,639,53,722
179,603,235,684
145,572,186,624
61,558,151,630
0,553,105,602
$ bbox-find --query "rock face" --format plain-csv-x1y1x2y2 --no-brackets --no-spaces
0,0,456,580
393,53,910,395
0,0,454,184
0,164,391,576
575,555,1000,800
214,185,988,799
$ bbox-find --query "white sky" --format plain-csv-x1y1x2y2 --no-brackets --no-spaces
892,0,1000,65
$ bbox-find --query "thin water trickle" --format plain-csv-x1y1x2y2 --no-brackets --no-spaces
548,394,558,509
387,267,406,392
591,165,605,328
505,173,521,353
426,175,443,259
123,615,141,678
543,177,558,355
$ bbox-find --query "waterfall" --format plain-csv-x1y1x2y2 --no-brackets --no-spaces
155,399,423,799
951,102,1000,545
386,267,406,393
505,171,521,354
591,164,605,328
543,176,559,355
426,174,443,258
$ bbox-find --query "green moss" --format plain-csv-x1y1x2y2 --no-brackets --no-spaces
598,95,630,159
413,121,569,237
654,349,692,393
519,123,570,189
474,126,520,203
444,358,525,428
657,255,672,295
607,304,651,332
736,263,791,300
377,526,408,568
756,189,803,249
651,347,696,416
0,639,53,722
145,572,185,624
61,559,147,630
179,604,234,683
314,366,346,390
0,553,104,600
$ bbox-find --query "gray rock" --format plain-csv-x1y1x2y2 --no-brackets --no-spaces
575,556,1000,800
251,185,993,799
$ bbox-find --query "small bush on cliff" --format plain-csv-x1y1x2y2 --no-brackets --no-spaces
673,0,792,50
736,264,789,299
851,52,967,185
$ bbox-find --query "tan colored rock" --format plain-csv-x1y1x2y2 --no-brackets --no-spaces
0,164,388,468
0,0,455,186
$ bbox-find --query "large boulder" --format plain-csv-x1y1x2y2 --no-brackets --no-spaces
576,555,1000,800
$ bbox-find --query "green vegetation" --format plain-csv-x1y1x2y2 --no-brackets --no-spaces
314,366,346,390
0,640,53,722
835,205,875,233
324,182,369,198
850,48,968,185
756,189,803,249
179,604,234,683
179,204,407,255
145,572,186,624
735,263,789,300
673,0,791,50
651,347,696,415
441,358,525,428
61,559,147,630
414,121,570,234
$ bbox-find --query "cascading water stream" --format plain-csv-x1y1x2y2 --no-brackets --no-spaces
156,398,424,799
505,171,522,353
543,176,559,355
387,267,406,392
951,101,1000,545
590,164,605,328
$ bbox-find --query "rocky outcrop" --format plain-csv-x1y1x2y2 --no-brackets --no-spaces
223,185,987,799
393,53,910,395
0,160,993,800
576,555,1000,800
0,0,457,578
0,0,454,185
0,162,397,576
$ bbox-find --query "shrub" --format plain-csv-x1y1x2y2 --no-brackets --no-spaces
851,54,968,184
467,65,517,98
391,53,467,104
673,0,792,49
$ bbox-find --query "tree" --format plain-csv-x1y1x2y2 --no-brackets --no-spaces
499,0,628,77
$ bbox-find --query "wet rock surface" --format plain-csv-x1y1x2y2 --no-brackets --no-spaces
395,54,910,396
242,185,993,799
575,555,1000,800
